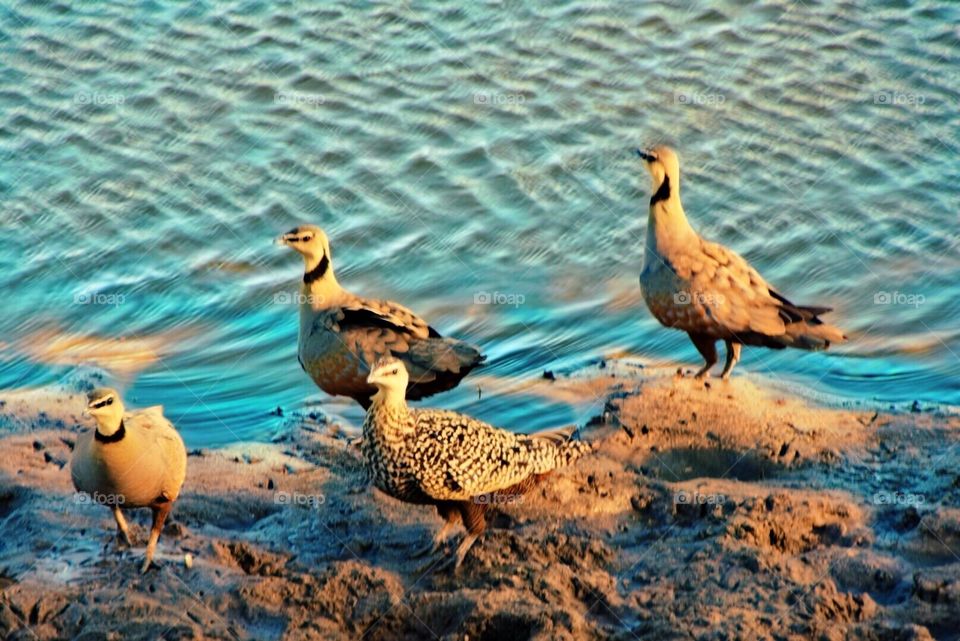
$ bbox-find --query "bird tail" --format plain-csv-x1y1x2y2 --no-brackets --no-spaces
402,338,486,400
446,338,486,371
780,306,847,351
767,292,847,351
529,425,593,469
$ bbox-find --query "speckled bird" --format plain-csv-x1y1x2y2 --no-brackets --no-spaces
70,388,187,573
278,225,485,409
361,357,591,570
636,145,846,379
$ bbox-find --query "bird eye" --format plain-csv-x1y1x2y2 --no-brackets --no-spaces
301,235,313,243
106,397,113,406
391,368,399,375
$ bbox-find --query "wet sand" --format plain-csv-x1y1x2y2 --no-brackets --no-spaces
1,362,958,640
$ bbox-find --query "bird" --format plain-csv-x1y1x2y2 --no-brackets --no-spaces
360,357,592,570
635,145,846,380
278,224,485,409
70,388,187,573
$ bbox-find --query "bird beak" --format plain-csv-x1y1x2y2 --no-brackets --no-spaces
275,234,292,247
365,372,377,385
635,149,654,162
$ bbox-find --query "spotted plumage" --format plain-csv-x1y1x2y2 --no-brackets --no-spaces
278,225,485,409
70,388,187,573
361,358,591,569
636,146,846,380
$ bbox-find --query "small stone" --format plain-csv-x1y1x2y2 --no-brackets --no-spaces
32,440,45,451
542,370,556,381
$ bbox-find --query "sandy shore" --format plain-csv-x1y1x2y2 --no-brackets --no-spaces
1,362,959,640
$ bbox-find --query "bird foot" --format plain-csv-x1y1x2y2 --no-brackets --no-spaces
429,553,462,576
141,555,157,574
412,554,448,576
410,540,441,559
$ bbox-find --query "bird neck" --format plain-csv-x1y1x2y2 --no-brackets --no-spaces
367,391,415,438
299,253,342,306
646,174,696,253
371,386,408,409
95,418,126,443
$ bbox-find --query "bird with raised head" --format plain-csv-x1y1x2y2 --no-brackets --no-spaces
361,357,591,570
636,145,846,380
278,224,485,409
70,388,187,573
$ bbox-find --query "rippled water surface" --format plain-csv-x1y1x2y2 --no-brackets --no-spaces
1,0,958,446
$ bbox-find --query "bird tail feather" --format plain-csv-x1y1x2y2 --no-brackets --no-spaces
529,425,577,445
527,426,593,470
781,320,847,351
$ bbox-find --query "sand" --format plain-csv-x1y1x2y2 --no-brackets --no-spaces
1,362,958,640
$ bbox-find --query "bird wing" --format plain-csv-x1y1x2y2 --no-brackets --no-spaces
334,297,437,340
410,409,554,501
313,298,452,378
678,238,787,336
127,410,187,501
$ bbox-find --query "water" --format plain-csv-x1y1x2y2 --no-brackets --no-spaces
0,0,958,447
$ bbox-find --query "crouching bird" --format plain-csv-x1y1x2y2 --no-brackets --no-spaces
278,224,485,409
361,357,592,570
71,388,187,573
636,145,846,379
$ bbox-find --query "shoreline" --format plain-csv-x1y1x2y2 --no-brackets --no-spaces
1,364,959,640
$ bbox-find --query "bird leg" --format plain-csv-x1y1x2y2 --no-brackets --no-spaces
721,341,742,380
412,503,461,558
450,533,480,571
688,333,718,380
429,501,487,574
111,505,133,548
142,503,172,574
451,501,486,572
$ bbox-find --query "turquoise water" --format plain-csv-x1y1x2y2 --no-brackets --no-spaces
1,0,958,447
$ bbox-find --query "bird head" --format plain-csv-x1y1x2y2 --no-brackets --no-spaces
366,357,409,396
635,145,680,194
86,387,125,435
277,224,332,268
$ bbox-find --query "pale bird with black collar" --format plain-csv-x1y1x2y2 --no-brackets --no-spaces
636,145,846,379
278,225,485,409
70,387,186,573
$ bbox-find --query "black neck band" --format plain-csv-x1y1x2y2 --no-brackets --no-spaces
650,175,671,206
303,254,330,284
95,420,126,444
